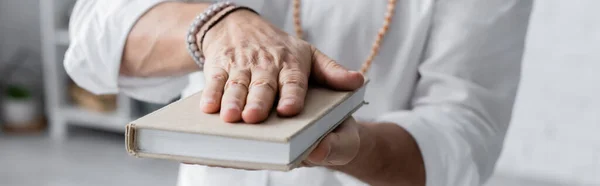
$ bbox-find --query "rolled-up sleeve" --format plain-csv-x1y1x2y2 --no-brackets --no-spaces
64,0,186,103
377,0,532,185
64,0,269,103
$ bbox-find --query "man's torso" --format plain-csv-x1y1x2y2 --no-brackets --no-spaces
179,0,434,185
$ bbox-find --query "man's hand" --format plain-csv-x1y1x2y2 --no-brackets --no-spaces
200,10,364,123
305,118,426,186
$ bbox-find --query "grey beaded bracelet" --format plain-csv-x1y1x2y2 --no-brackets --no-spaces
186,1,235,70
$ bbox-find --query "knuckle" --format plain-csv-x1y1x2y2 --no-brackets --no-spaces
227,77,250,90
250,78,278,92
260,52,276,63
241,50,259,67
283,68,306,77
227,80,249,90
280,73,307,88
325,59,342,70
210,49,236,70
208,72,228,82
229,78,250,86
282,79,306,89
285,55,301,64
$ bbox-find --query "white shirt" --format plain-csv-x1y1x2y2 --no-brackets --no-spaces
64,0,532,185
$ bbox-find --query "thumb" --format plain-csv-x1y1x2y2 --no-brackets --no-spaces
307,118,360,166
311,47,365,90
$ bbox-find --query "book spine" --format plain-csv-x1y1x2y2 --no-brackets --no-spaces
125,123,139,157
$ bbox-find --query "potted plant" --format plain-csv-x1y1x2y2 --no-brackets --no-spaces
0,47,45,133
1,84,43,133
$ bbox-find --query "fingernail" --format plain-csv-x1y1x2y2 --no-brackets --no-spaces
202,98,216,105
245,103,262,111
349,70,361,75
224,103,240,111
280,99,296,107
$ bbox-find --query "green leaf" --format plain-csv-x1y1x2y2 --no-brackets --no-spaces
5,85,31,100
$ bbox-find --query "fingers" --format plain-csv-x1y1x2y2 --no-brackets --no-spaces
311,47,364,90
220,69,250,123
242,67,278,123
208,45,357,122
201,66,227,113
307,118,360,166
277,60,309,117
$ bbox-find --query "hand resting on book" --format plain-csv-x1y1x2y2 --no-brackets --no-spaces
199,10,364,123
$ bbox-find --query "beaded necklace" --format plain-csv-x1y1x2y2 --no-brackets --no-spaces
292,0,398,74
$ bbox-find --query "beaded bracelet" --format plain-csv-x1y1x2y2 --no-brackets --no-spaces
186,1,235,70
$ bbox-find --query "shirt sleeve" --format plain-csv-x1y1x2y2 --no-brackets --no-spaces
376,1,532,185
64,0,270,103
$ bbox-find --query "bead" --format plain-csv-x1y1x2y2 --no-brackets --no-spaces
373,45,380,51
190,44,198,51
293,0,396,74
188,35,196,43
186,2,241,70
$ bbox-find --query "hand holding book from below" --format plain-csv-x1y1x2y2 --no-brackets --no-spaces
304,117,361,166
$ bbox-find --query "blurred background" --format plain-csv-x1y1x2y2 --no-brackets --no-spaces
0,0,598,186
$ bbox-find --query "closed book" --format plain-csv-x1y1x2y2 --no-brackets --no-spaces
125,84,367,171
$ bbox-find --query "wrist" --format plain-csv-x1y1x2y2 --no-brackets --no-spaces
197,8,260,53
186,2,258,70
374,123,425,186
341,122,425,186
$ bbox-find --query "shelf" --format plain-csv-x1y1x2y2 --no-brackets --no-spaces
55,29,70,45
42,0,135,139
62,106,131,133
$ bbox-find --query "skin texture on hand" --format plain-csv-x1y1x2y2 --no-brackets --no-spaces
306,118,426,186
199,10,364,123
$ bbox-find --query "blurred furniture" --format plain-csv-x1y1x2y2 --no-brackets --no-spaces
1,85,46,133
68,83,118,113
0,48,46,133
39,0,133,140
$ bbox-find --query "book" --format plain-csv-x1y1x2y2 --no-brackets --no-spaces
125,84,367,171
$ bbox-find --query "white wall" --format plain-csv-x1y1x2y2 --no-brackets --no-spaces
495,0,600,185
0,0,42,86
0,0,41,60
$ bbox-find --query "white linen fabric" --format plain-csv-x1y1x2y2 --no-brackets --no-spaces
65,0,532,185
